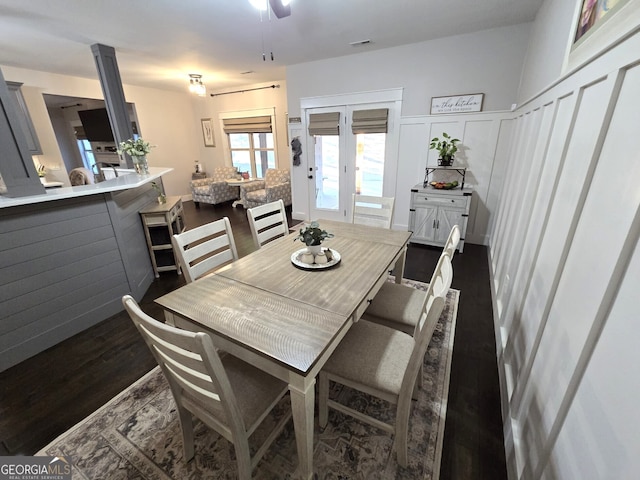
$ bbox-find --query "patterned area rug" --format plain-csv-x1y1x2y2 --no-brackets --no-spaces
38,280,459,480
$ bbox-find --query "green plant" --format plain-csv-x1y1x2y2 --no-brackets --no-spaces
117,138,154,157
295,221,334,246
429,132,460,159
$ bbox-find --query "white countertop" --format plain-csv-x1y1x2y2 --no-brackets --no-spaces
0,167,173,209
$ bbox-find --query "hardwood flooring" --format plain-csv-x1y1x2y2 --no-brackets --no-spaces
0,200,507,479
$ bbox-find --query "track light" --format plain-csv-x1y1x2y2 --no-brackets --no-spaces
188,74,206,96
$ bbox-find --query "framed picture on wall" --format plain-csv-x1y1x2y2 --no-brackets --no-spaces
566,0,638,71
201,118,215,147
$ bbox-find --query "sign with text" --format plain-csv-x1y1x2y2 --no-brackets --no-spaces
430,93,484,114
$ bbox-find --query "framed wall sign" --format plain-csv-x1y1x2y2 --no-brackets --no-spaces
430,93,484,114
201,118,215,147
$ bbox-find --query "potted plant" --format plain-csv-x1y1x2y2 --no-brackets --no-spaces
295,221,334,255
117,138,155,174
429,132,460,167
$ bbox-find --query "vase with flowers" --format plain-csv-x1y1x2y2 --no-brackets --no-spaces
117,138,155,174
295,221,334,256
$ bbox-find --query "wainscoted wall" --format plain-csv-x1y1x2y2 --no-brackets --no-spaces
0,185,157,371
490,30,640,479
396,111,513,246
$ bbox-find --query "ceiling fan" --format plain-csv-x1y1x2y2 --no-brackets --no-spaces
250,0,291,19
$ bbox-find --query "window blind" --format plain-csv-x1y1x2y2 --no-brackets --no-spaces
223,115,272,134
308,112,340,136
351,108,389,134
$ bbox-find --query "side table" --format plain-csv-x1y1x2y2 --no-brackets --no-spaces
191,172,207,180
225,178,262,208
139,196,186,277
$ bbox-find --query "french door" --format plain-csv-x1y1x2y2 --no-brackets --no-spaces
306,103,393,222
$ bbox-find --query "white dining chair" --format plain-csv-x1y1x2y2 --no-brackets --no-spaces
122,295,292,480
351,194,395,229
247,199,289,249
318,254,453,467
172,217,238,283
362,224,460,335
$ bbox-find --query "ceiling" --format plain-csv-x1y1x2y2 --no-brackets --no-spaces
0,0,543,95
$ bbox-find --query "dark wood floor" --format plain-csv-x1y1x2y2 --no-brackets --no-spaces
0,200,507,479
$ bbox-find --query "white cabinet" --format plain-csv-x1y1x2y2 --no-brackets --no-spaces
408,185,472,252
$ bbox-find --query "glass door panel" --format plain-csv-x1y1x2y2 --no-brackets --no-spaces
313,135,340,211
355,133,386,196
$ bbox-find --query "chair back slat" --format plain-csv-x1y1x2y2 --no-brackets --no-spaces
402,255,452,393
247,200,289,249
123,296,241,424
351,194,395,229
442,225,461,258
172,217,238,282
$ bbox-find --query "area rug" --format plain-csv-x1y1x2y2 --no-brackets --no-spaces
38,280,459,480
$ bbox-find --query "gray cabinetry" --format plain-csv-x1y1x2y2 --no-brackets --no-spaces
408,185,472,252
140,196,185,277
6,81,42,154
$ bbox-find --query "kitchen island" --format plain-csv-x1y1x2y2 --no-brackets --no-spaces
0,168,173,371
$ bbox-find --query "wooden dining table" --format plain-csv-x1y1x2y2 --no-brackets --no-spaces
155,220,410,479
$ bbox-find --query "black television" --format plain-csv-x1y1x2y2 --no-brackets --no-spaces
78,108,114,142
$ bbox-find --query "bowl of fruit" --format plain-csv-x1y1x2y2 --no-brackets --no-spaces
430,180,459,190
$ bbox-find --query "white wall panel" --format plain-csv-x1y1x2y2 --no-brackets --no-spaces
545,228,640,480
492,29,640,478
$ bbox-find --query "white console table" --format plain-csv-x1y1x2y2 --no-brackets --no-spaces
408,184,472,252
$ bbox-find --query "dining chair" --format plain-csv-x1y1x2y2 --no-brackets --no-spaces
122,295,292,480
318,254,453,467
172,217,238,283
351,194,395,229
362,224,460,335
247,199,289,249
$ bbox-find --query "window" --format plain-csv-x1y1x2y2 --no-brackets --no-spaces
229,132,275,178
223,114,275,178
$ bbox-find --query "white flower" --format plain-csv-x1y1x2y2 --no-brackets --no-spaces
117,138,155,157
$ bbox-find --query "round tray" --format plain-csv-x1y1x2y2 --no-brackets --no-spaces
430,183,460,190
291,247,341,270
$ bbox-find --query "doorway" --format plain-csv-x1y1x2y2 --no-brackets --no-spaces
305,98,400,223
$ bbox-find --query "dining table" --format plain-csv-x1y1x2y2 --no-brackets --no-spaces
155,219,411,479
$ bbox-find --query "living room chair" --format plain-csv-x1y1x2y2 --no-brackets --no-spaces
362,224,459,335
122,295,292,480
240,168,292,209
318,254,453,467
247,199,289,249
351,194,395,229
190,166,240,208
172,217,238,283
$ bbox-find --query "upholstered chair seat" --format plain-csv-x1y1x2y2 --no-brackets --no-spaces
240,168,291,209
190,166,240,207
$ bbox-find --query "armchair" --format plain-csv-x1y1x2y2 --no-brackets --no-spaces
190,166,240,208
240,168,291,209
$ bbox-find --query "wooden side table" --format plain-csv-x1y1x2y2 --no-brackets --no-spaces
139,196,186,277
191,172,207,180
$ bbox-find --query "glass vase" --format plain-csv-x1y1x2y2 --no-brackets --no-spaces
131,155,149,174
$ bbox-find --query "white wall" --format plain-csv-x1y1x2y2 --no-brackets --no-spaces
490,24,640,480
287,23,532,117
286,24,532,232
517,0,576,102
190,81,289,175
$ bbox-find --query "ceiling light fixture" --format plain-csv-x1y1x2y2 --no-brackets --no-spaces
188,74,206,96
